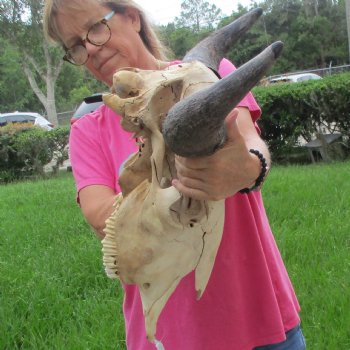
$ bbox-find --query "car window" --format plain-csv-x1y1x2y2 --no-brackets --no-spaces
16,114,36,121
1,115,35,123
270,78,292,84
297,75,311,82
0,117,7,126
73,101,103,118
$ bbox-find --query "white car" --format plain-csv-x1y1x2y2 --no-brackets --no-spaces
269,73,322,84
0,112,54,130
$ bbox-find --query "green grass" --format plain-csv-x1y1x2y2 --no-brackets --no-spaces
0,163,349,349
263,162,350,349
0,173,125,349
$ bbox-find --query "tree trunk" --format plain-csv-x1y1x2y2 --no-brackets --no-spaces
46,77,59,126
21,40,63,126
346,0,350,62
22,58,59,126
303,0,318,17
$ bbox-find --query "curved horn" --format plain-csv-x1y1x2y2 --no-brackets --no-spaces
163,42,284,157
183,7,263,73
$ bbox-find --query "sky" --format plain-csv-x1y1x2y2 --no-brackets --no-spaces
139,0,253,25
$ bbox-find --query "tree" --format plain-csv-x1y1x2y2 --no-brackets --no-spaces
0,38,43,113
217,0,348,74
0,0,63,125
159,23,208,58
175,0,223,32
346,0,350,61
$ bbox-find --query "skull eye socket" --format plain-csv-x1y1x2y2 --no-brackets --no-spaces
114,85,141,99
112,70,144,99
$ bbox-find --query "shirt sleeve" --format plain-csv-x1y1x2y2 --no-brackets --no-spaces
218,58,262,123
69,108,116,198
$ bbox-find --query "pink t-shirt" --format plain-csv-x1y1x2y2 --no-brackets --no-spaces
69,59,300,349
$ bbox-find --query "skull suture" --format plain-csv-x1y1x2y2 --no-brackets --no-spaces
100,8,283,345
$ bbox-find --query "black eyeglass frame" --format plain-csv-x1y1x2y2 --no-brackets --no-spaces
63,10,115,66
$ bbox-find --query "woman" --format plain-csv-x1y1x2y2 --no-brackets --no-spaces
43,1,306,349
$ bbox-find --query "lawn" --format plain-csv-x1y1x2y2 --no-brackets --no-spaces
0,162,349,349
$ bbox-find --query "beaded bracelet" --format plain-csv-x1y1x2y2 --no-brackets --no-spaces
239,149,269,194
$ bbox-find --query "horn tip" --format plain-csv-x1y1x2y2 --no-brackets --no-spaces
254,7,264,17
271,41,284,59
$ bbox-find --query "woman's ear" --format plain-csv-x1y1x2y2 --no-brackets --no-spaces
125,7,141,33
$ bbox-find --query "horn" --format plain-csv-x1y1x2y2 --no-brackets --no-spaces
163,42,284,157
183,7,263,74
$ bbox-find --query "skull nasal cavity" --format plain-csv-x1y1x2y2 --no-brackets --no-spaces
143,283,151,289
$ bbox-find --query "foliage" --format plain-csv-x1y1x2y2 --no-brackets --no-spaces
159,0,222,58
2,126,54,180
0,124,28,182
0,39,43,114
55,66,106,112
0,1,105,122
219,0,348,72
159,0,348,76
159,24,212,59
175,0,223,32
0,124,70,182
0,0,63,124
253,73,350,162
47,127,70,173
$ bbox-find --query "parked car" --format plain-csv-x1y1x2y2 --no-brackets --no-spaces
268,73,322,84
0,112,54,130
70,93,103,125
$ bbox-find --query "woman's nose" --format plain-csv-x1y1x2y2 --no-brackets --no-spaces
85,41,101,55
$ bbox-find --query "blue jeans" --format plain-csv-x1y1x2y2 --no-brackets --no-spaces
253,325,306,350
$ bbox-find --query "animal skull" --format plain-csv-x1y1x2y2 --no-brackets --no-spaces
102,61,225,341
100,7,283,345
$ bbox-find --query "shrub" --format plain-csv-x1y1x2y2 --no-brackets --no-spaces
0,124,70,183
14,127,56,176
47,127,70,174
0,123,36,182
253,73,350,162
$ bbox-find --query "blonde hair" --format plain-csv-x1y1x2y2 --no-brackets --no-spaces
43,0,169,60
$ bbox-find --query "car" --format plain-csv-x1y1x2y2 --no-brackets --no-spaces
70,93,103,125
268,73,322,84
0,112,54,130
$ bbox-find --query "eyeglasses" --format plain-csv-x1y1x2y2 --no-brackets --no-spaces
63,11,115,66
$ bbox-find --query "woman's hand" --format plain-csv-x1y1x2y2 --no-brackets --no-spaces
172,108,267,201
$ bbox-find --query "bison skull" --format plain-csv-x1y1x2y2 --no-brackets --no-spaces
102,62,225,342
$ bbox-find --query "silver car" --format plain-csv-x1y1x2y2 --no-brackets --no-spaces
0,112,54,130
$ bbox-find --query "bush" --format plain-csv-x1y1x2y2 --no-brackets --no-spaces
47,127,70,174
0,124,70,183
253,73,350,162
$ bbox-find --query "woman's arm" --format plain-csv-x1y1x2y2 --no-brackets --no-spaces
77,107,269,237
79,185,117,239
172,107,270,201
